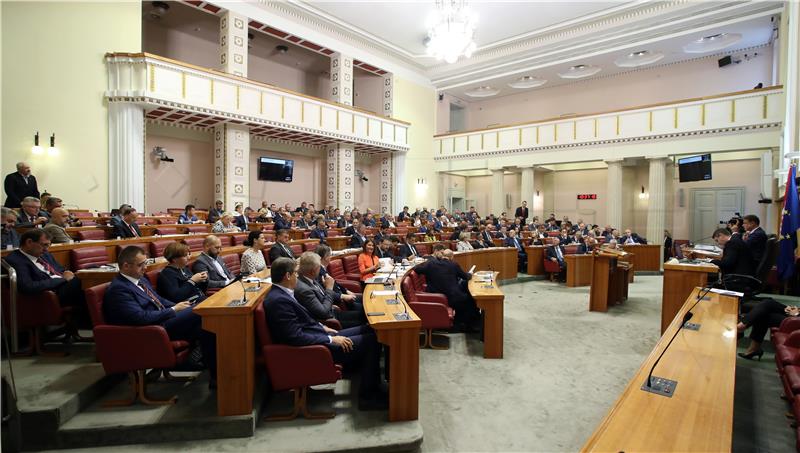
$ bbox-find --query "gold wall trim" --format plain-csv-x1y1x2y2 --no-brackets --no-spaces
393,124,397,142
181,72,186,98
319,106,323,127
763,95,768,119
701,104,705,126
518,129,522,146
496,132,499,148
615,116,620,135
336,110,340,130
554,124,558,143
673,108,678,129
593,119,597,138
210,79,215,104
467,136,470,151
439,140,443,154
236,85,240,110
536,127,539,144
280,96,285,119
481,134,484,150
149,64,155,92
731,99,736,122
648,111,653,132
301,102,305,122
573,122,577,140
259,92,263,114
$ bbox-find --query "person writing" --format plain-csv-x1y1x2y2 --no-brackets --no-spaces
357,239,380,282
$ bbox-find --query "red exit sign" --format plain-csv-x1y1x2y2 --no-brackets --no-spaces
577,194,598,200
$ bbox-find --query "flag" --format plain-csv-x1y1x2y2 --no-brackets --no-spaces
778,165,800,280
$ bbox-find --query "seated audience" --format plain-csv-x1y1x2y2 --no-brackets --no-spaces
178,204,203,224
269,229,296,263
263,257,386,410
505,229,527,270
479,225,495,248
212,213,241,233
113,207,142,238
399,232,420,259
350,224,368,249
104,245,216,385
207,200,224,224
315,245,363,307
1,207,19,248
157,241,208,304
310,219,328,243
414,249,480,331
457,232,474,251
344,217,359,236
42,207,72,244
558,229,573,245
295,252,365,329
241,230,269,275
192,235,235,288
17,196,48,228
546,237,567,281
358,240,380,282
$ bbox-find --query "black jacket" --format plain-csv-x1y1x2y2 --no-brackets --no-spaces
4,172,39,208
414,258,471,299
350,234,366,249
269,242,295,263
156,266,207,303
712,234,756,277
744,227,767,265
113,221,142,238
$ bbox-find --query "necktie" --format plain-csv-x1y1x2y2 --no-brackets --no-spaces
138,281,165,309
129,223,139,237
37,257,61,276
410,245,416,256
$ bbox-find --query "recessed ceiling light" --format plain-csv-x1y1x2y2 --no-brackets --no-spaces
614,50,665,68
508,76,547,89
557,64,601,79
465,86,500,97
683,33,742,54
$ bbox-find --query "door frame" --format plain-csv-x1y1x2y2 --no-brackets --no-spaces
689,186,744,243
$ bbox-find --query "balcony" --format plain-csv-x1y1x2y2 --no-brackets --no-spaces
105,52,410,153
434,86,784,165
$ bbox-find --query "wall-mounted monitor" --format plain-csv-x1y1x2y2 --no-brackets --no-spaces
678,154,712,182
257,157,293,182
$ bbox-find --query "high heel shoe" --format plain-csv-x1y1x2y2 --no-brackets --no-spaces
738,349,764,360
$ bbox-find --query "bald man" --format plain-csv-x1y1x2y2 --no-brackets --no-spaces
4,162,40,208
43,208,73,244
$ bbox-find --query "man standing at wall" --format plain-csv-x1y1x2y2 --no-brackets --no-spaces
4,162,40,209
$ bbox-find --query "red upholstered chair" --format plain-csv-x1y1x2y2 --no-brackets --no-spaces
564,245,578,255
218,235,234,247
543,256,561,282
222,253,241,276
85,283,192,406
155,227,178,236
396,228,408,236
149,239,175,259
341,255,363,282
185,225,208,234
116,243,149,257
773,319,800,376
80,220,98,226
303,231,312,239
263,233,275,243
400,272,454,349
415,243,431,255
254,300,341,420
262,223,275,231
232,233,248,246
158,217,178,224
70,247,111,270
77,229,107,241
303,242,319,252
145,269,160,289
328,230,340,237
289,244,303,256
72,212,93,218
183,237,205,253
326,259,362,294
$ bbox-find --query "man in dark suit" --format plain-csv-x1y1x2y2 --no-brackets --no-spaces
192,235,235,288
4,162,40,208
269,229,295,262
545,237,567,281
375,238,397,261
479,225,495,248
742,214,767,265
5,229,85,310
514,201,529,223
620,229,646,245
2,207,19,248
398,233,420,259
504,229,527,271
711,228,757,292
295,252,364,329
112,207,142,238
309,219,328,243
344,218,359,236
315,245,363,307
104,245,216,384
264,257,386,409
233,205,250,231
16,196,48,228
207,200,224,224
397,206,410,222
336,212,351,229
350,224,367,249
413,249,479,330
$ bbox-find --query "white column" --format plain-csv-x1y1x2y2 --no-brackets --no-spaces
392,151,407,214
379,153,392,214
219,10,248,77
326,146,338,210
108,102,145,211
491,168,504,215
646,157,669,269
520,166,535,209
782,0,799,169
605,159,623,229
213,124,250,211
382,73,394,117
330,52,353,106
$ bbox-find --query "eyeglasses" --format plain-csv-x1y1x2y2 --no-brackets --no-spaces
134,260,148,267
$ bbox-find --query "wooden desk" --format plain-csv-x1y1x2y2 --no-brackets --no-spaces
328,236,350,251
363,280,421,421
589,251,632,312
468,272,504,359
621,244,662,272
661,262,718,333
452,247,518,280
564,254,593,287
525,246,545,276
193,269,269,416
582,289,738,452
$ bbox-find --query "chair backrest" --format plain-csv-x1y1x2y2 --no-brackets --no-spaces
186,225,208,234
158,217,177,224
155,226,178,235
289,244,303,256
117,243,149,257
145,269,160,288
327,259,346,279
303,241,319,252
77,229,107,241
149,239,175,258
232,233,248,246
756,236,780,283
564,245,578,255
253,300,273,346
400,276,417,302
415,243,431,255
84,282,110,326
343,255,359,274
221,253,241,276
218,235,234,247
263,233,275,243
328,230,340,237
70,246,111,270
262,223,275,231
183,237,205,252
72,212,93,218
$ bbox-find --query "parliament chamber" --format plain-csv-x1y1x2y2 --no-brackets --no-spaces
2,1,800,452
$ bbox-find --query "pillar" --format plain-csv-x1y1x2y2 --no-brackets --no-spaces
330,52,353,106
646,157,669,269
520,166,535,211
108,102,145,211
213,124,250,211
219,10,248,77
491,168,504,215
392,151,407,214
382,73,394,117
379,153,392,214
605,159,623,229
326,144,355,211
782,0,799,170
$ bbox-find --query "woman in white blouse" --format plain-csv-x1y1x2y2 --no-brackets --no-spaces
240,230,269,275
212,213,241,233
456,231,474,251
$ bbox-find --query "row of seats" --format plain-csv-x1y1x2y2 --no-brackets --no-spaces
770,318,800,451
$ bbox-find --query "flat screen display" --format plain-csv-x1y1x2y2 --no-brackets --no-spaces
678,154,712,182
258,157,293,182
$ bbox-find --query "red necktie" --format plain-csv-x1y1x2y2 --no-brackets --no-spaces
129,223,139,237
138,281,165,310
37,258,62,276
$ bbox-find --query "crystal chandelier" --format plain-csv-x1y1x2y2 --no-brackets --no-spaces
425,0,478,64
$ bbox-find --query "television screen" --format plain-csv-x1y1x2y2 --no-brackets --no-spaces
678,154,712,182
258,157,293,182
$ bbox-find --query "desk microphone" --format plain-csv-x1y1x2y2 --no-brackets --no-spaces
395,292,410,320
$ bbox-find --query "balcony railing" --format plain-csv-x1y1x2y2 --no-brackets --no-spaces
105,52,409,153
434,86,783,160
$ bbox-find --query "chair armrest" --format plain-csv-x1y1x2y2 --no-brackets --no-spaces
416,292,449,306
263,344,339,390
16,290,65,327
322,318,342,330
344,273,363,282
409,301,453,329
785,329,800,348
336,279,362,294
93,325,177,373
780,317,800,334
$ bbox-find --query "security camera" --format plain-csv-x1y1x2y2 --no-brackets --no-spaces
361,176,369,182
152,146,174,163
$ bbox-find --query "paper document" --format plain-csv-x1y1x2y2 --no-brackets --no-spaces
372,290,397,296
709,288,744,297
468,265,476,274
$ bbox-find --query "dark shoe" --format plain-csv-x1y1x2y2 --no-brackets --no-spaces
358,394,389,411
738,349,764,360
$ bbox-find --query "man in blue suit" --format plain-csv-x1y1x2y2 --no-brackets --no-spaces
504,229,527,271
263,257,386,410
103,245,216,384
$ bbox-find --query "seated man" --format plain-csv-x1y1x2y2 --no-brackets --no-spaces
414,249,480,331
269,229,296,263
5,229,85,310
504,229,528,271
42,208,73,244
295,252,365,329
546,237,567,281
398,232,420,259
710,228,757,293
192,235,235,289
103,245,216,384
479,225,495,248
620,228,646,245
1,207,20,248
16,196,48,228
375,237,397,261
207,200,224,224
113,207,142,238
350,224,368,249
264,257,386,410
309,219,328,243
315,245,363,308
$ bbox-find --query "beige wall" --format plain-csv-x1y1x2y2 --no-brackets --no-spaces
145,128,214,213
2,1,141,209
248,145,323,210
354,70,384,115
394,77,437,210
463,46,773,131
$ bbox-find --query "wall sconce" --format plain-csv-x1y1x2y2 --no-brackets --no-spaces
31,132,44,155
535,190,540,197
47,133,59,156
638,185,649,200
416,178,427,186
